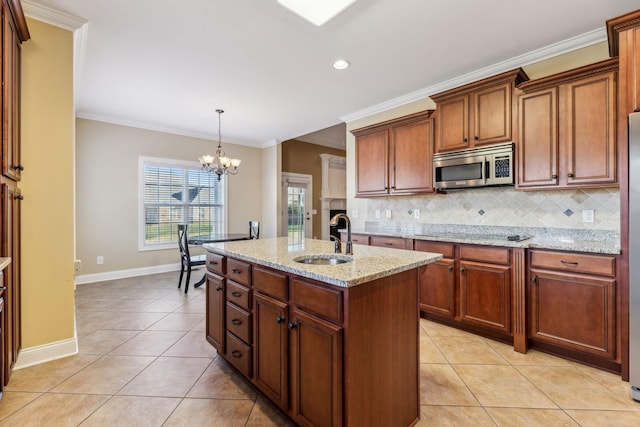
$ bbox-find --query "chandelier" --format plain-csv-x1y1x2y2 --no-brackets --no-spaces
199,109,241,181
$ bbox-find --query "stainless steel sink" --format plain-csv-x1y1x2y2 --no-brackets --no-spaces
294,255,353,265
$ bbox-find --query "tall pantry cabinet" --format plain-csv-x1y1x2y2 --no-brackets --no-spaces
0,0,29,390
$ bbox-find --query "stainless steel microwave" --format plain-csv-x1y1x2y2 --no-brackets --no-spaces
433,142,514,190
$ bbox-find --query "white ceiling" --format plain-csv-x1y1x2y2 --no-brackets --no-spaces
23,0,639,149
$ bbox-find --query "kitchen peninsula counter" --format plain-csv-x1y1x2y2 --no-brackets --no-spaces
203,236,442,287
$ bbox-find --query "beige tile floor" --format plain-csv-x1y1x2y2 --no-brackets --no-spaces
0,271,639,426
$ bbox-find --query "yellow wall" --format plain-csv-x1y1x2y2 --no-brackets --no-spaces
282,140,346,239
20,19,76,347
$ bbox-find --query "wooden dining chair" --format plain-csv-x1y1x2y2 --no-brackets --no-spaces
178,224,206,293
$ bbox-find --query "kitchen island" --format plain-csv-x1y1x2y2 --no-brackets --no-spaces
203,237,441,427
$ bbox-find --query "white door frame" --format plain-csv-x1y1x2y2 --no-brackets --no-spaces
281,172,313,239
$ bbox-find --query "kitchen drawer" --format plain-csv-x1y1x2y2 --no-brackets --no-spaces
342,233,370,245
253,266,288,301
460,244,511,265
414,240,455,258
206,252,225,275
226,280,250,311
292,279,343,324
227,258,251,286
370,235,412,250
226,332,253,378
226,302,252,344
530,250,616,277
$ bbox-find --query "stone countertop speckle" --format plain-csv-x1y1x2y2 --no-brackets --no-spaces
203,237,441,288
0,257,10,272
347,224,620,254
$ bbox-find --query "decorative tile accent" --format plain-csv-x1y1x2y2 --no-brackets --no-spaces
564,209,574,217
349,188,620,231
478,209,485,216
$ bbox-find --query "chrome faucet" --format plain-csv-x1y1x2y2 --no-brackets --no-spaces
330,213,353,255
329,235,342,253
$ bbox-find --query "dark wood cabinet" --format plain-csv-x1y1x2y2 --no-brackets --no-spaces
517,59,618,189
352,110,434,197
289,306,343,427
0,0,27,388
206,251,421,426
431,69,528,153
341,232,370,245
205,272,226,354
369,235,413,250
528,250,618,367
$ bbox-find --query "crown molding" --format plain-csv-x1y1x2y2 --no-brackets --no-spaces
22,0,87,30
340,27,607,123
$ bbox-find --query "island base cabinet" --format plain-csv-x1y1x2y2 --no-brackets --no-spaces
290,307,343,427
205,273,225,354
253,293,289,409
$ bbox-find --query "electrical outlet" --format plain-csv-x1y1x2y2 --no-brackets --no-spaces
413,209,420,219
385,209,392,219
375,210,381,219
97,256,104,265
351,209,358,219
74,260,82,275
582,209,595,223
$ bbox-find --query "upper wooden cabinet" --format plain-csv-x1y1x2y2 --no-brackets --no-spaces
517,59,618,189
608,9,640,113
431,69,528,153
352,110,434,197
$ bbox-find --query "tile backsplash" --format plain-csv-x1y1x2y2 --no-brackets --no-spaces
349,187,620,231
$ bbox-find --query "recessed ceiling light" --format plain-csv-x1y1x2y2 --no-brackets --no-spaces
333,59,350,70
277,0,358,26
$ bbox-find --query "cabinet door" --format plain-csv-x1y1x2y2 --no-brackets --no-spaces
529,269,616,359
562,71,617,186
517,88,559,188
2,8,22,181
290,307,343,427
390,118,433,194
435,95,469,152
418,259,455,318
355,129,389,196
1,183,19,385
205,273,225,354
459,261,511,334
471,81,513,146
253,293,288,409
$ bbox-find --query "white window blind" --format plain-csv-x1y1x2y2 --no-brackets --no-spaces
139,157,226,250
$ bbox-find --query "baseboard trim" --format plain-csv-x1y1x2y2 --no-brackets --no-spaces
75,263,191,285
14,338,79,370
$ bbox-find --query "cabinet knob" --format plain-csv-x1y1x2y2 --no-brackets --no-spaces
15,165,24,171
215,286,223,291
531,276,537,283
568,173,574,178
231,318,242,326
231,350,242,358
460,267,466,273
448,265,454,271
288,321,298,330
474,136,479,140
551,174,558,179
232,268,242,274
276,316,285,324
15,195,24,200
463,138,468,143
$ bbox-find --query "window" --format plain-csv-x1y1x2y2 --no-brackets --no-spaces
139,157,227,250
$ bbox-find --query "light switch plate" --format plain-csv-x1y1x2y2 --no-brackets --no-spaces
582,209,595,223
385,209,392,219
414,209,420,219
351,209,358,218
375,210,381,219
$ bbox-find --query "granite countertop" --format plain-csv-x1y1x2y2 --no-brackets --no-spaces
347,224,620,254
0,257,10,272
203,237,441,288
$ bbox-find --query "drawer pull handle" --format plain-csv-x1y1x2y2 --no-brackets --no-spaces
215,286,223,292
231,291,241,297
560,260,578,266
276,316,285,324
231,350,242,358
231,319,242,326
0,285,5,292
232,269,242,274
209,260,218,265
288,321,298,330
385,242,393,246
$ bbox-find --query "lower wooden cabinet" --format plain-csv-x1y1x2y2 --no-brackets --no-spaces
416,241,455,318
206,253,421,427
528,250,618,365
